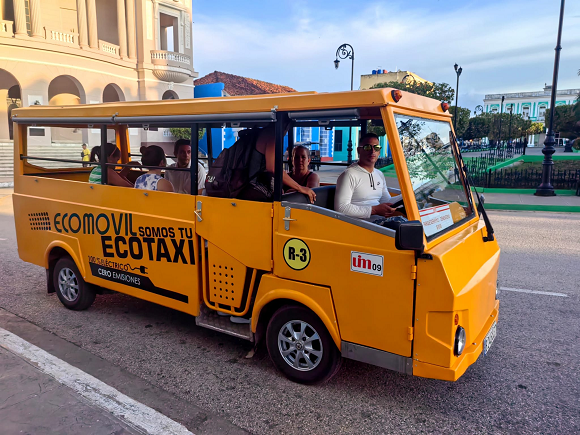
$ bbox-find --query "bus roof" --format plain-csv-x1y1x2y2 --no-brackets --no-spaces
13,88,451,121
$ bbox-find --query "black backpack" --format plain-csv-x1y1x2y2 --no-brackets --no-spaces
205,129,263,198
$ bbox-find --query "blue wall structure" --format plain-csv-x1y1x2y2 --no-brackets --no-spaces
194,83,232,157
194,83,224,98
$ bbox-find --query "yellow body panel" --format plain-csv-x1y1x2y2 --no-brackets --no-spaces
414,220,500,368
273,203,416,357
251,274,341,348
11,89,500,382
13,176,201,316
195,196,273,271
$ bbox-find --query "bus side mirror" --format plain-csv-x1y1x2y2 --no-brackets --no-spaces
395,221,425,252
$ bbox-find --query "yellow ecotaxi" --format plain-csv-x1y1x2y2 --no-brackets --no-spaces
11,88,499,384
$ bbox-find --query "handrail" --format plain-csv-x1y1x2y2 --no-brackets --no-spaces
12,112,276,125
20,155,190,172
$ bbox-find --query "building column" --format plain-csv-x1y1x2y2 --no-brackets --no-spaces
153,0,159,50
28,0,43,38
86,0,98,49
126,0,136,59
12,0,28,36
76,0,88,48
117,0,127,58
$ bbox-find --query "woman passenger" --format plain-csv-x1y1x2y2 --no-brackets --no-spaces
134,146,174,192
285,145,320,192
88,143,133,187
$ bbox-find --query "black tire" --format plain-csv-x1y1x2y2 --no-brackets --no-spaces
266,305,342,385
53,257,96,311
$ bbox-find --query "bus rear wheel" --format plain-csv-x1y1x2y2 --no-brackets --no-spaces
266,305,342,384
53,257,96,311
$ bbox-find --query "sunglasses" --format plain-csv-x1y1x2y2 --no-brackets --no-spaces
360,144,382,152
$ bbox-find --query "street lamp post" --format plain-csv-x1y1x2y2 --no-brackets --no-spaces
335,44,355,164
508,104,513,145
497,96,505,147
453,63,462,133
536,0,565,196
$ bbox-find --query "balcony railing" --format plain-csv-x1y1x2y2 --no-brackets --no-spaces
99,40,120,57
0,20,13,37
46,27,77,45
151,50,191,68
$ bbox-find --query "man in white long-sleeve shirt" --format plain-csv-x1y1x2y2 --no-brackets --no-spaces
334,133,403,221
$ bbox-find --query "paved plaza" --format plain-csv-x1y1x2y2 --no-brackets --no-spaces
0,191,578,434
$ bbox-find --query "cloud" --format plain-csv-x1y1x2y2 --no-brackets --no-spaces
192,0,580,110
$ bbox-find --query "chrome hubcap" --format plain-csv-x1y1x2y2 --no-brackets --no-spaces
58,268,79,302
278,320,323,371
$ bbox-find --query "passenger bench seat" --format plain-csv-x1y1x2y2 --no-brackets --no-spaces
281,186,336,210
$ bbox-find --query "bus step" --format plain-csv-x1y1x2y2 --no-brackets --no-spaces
196,305,254,342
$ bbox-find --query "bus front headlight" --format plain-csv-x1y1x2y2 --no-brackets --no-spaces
454,326,466,356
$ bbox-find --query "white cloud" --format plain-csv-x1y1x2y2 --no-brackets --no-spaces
192,0,580,110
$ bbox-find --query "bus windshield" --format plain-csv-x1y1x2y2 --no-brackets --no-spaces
394,113,474,239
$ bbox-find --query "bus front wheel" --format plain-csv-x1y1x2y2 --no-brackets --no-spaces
266,306,342,384
53,257,96,311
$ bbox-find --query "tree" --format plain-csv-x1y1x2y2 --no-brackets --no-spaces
528,122,545,136
544,104,580,140
169,128,206,141
449,106,471,137
370,80,455,103
462,115,490,140
461,113,532,141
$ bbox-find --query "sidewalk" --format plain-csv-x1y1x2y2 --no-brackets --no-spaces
476,190,580,212
0,346,139,434
0,187,13,200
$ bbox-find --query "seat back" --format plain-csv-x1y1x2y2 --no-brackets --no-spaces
281,185,336,210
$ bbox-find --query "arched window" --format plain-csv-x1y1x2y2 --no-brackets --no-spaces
162,90,179,100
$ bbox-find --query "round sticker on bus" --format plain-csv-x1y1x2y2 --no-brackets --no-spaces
283,238,311,271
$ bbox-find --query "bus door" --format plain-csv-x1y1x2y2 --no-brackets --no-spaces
194,196,273,315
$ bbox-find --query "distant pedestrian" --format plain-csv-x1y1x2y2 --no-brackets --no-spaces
81,143,90,167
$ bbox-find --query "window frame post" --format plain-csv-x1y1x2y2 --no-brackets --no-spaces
100,125,108,185
190,124,199,195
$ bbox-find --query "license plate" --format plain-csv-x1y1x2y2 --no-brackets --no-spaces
483,322,497,356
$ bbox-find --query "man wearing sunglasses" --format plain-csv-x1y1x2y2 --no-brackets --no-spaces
334,133,402,220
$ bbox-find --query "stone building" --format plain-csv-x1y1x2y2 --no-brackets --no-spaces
483,85,579,122
360,69,429,90
0,0,197,183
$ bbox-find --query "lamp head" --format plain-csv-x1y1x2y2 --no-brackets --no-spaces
454,63,458,72
458,67,463,75
334,59,340,69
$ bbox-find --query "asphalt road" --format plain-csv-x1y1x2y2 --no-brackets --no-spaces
0,194,578,434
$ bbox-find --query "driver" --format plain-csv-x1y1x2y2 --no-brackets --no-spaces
334,133,402,221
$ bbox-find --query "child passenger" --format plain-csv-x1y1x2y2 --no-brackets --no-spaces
134,145,174,192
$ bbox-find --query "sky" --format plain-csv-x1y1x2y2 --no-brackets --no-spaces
191,0,580,112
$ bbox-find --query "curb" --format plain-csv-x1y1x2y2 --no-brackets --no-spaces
484,203,580,213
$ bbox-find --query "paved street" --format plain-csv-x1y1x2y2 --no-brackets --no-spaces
0,193,579,434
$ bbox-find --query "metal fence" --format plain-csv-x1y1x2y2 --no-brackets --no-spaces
463,146,525,177
469,168,580,190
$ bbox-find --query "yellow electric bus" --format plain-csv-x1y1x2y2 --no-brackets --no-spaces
11,89,499,384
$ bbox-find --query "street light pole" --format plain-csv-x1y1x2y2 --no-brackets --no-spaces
508,104,513,145
536,0,565,196
335,44,355,164
453,63,462,133
497,96,505,147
